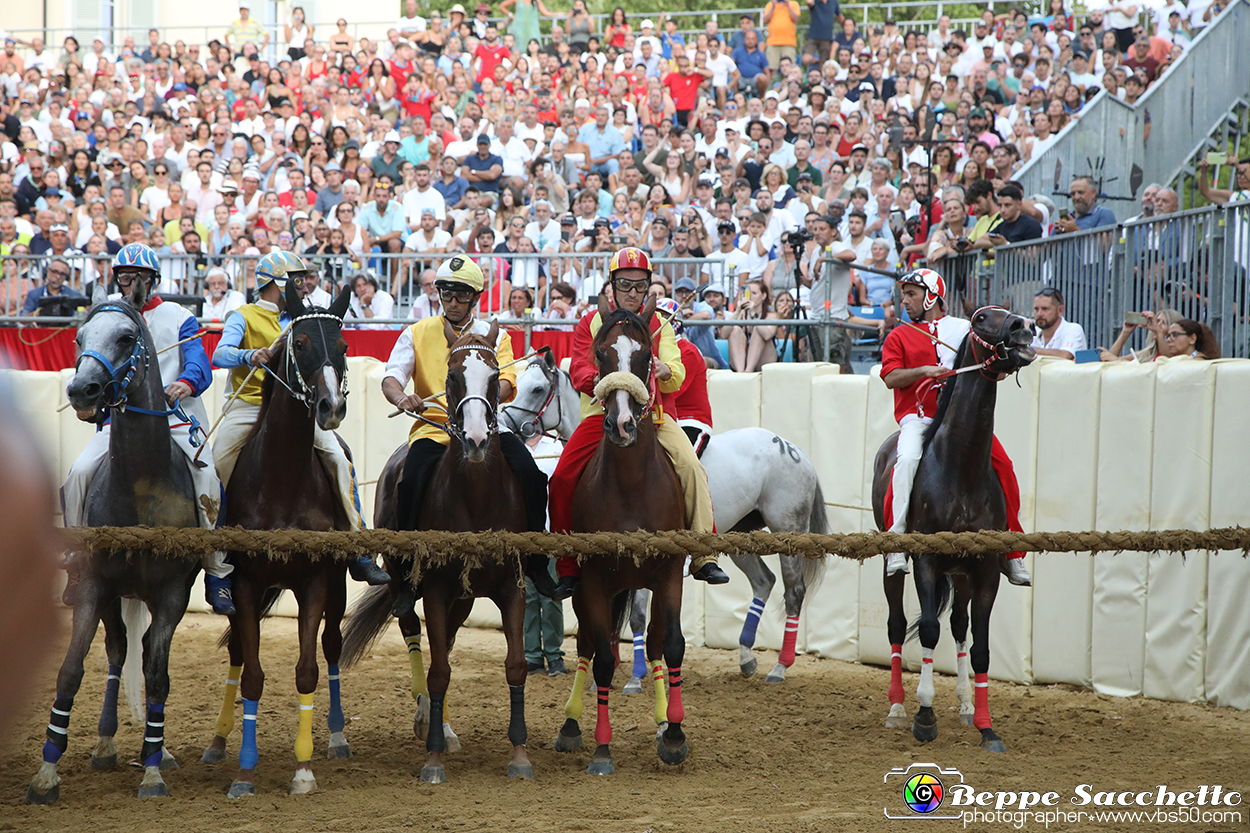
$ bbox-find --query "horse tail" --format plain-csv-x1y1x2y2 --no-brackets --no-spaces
801,481,830,604
611,590,632,646
215,588,283,649
121,598,148,721
906,574,954,643
340,584,394,669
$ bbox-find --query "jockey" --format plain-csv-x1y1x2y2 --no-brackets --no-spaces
212,251,389,587
657,298,714,459
61,243,236,615
880,268,1031,586
548,248,729,599
381,255,556,617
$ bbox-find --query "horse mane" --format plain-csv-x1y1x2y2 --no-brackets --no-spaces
921,333,970,453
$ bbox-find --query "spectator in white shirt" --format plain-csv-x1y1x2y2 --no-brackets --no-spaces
523,199,561,252
202,267,245,328
407,267,443,319
347,272,396,328
401,162,447,231
1031,287,1088,360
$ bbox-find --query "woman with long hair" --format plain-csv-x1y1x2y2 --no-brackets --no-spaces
932,145,958,187
328,19,354,60
1165,319,1221,359
500,0,557,54
727,280,782,372
334,201,370,259
285,6,314,59
925,191,974,262
1100,309,1183,362
763,164,797,210
604,7,630,49
417,11,448,55
66,149,100,200
567,0,595,53
959,159,983,191
494,186,527,233
289,122,312,156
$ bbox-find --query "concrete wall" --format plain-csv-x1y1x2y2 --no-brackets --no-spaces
6,353,1248,708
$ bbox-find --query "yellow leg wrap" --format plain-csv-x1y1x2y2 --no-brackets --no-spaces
295,692,315,763
650,659,667,726
406,636,428,701
565,657,590,721
214,665,243,739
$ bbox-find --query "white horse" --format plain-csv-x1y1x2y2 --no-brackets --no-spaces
502,354,827,687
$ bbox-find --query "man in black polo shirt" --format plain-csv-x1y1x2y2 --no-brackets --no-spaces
988,184,1043,244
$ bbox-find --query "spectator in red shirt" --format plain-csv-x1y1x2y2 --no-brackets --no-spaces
473,24,509,86
662,55,710,128
1122,34,1162,83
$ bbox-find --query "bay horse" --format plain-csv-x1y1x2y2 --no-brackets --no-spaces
341,320,534,784
554,296,690,775
200,280,355,797
505,358,828,686
29,280,199,803
871,306,1035,753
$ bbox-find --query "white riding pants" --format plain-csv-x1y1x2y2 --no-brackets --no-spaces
888,417,931,535
62,423,232,578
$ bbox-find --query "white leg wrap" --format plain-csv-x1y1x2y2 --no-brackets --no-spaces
955,642,974,715
917,647,935,708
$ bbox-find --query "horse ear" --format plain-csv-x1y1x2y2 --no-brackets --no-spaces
284,278,307,319
597,292,611,320
485,318,499,344
641,294,657,325
128,273,149,310
538,345,555,371
91,279,109,307
961,297,976,318
443,316,458,348
329,284,352,319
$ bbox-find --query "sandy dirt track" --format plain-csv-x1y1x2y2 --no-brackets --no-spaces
3,612,1247,833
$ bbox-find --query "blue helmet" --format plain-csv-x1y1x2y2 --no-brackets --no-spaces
256,251,307,288
112,242,162,274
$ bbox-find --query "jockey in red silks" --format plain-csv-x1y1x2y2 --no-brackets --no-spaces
879,268,1032,587
548,248,729,599
655,298,714,460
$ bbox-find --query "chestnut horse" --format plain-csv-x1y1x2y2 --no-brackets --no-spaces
341,321,534,784
871,306,1036,753
200,281,355,796
553,296,690,775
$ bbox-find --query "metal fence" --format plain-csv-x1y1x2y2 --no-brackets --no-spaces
1012,0,1250,223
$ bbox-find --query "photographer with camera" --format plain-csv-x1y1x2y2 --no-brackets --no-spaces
924,189,976,263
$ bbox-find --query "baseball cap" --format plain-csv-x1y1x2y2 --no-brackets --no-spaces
44,187,63,197
796,172,813,182
574,97,591,109
476,134,491,144
674,277,696,292
733,177,751,188
715,147,730,158
385,130,401,143
50,223,70,233
344,138,360,151
559,214,577,226
641,18,655,29
764,90,780,100
850,143,869,153
325,160,342,172
593,216,611,228
697,176,715,187
858,81,875,93
420,208,437,217
723,124,739,133
292,211,310,221
173,82,188,91
242,168,260,180
970,106,987,118
702,282,728,297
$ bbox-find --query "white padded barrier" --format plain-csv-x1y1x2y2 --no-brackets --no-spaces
1091,362,1156,698
858,365,903,668
1031,362,1101,687
706,370,761,433
806,374,869,662
1206,361,1250,709
759,362,838,455
1144,358,1214,703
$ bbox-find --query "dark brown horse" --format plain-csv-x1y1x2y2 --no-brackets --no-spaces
341,320,534,784
200,280,355,796
553,296,689,775
871,306,1035,753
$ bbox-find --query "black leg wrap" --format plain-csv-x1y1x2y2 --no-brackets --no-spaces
426,692,446,753
507,685,527,747
140,705,165,767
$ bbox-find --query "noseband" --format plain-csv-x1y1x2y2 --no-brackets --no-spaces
966,306,1027,380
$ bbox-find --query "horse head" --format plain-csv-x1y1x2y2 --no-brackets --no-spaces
444,318,501,463
968,306,1037,377
502,346,559,439
282,279,351,430
66,279,153,421
592,295,656,448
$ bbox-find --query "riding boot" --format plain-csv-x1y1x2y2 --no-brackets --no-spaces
886,553,909,576
350,555,391,585
692,562,730,584
391,580,419,619
205,575,237,616
525,555,562,599
550,575,580,601
1003,557,1032,586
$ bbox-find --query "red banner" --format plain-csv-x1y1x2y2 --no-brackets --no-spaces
0,327,575,373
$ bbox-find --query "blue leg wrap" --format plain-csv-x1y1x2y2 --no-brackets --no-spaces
141,703,165,768
327,664,345,733
239,699,259,770
631,632,647,680
42,696,73,763
740,597,766,647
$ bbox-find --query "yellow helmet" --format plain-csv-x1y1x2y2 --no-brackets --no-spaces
434,255,485,292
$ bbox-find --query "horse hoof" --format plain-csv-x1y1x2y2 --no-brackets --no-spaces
885,703,909,729
657,738,689,766
960,712,976,726
443,724,462,753
289,775,318,795
554,719,583,753
200,746,226,764
982,738,1008,753
92,754,118,770
227,781,255,799
420,766,447,784
623,677,643,694
159,748,180,771
137,782,169,799
507,763,535,780
327,743,352,760
740,656,758,677
26,785,59,805
912,709,939,744
765,663,787,683
585,758,615,776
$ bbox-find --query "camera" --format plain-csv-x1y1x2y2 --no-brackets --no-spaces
785,228,814,248
954,237,971,251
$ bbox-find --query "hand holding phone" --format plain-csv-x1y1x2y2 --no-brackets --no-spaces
1206,151,1229,165
1125,311,1147,326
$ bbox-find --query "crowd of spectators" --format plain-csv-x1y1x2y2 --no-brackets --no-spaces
0,0,1231,365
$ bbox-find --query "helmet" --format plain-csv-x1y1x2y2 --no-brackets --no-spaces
256,251,307,288
655,297,683,334
434,255,485,293
112,242,161,274
899,268,946,311
607,247,653,278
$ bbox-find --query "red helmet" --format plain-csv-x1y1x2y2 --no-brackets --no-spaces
899,268,947,311
607,247,654,278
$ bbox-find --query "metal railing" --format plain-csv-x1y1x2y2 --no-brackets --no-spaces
1012,0,1250,223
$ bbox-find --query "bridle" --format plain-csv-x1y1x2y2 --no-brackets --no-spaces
445,341,500,444
503,359,566,440
268,311,350,411
964,305,1028,381
74,302,204,445
595,326,656,418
